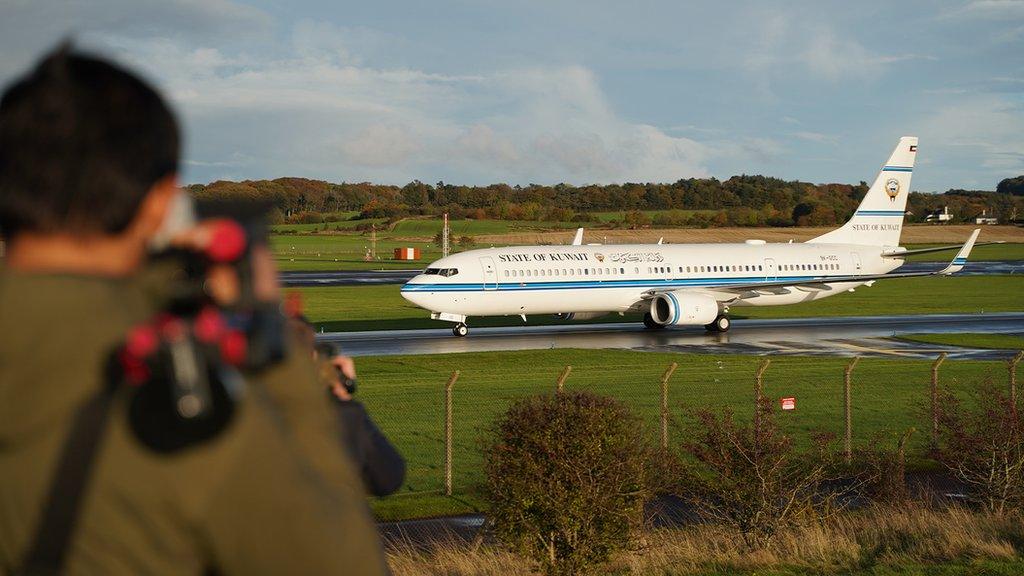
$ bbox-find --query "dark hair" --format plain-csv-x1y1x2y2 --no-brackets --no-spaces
0,43,180,236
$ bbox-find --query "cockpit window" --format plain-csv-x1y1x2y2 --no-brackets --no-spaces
424,267,459,277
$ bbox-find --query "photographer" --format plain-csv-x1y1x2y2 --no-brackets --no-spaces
0,45,388,575
315,344,406,497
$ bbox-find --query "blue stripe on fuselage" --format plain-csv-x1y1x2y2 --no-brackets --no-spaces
401,274,843,293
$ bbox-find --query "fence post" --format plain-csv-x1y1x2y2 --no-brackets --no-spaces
930,353,947,451
754,358,771,433
660,362,679,450
1009,351,1023,412
444,370,460,497
844,356,861,465
556,365,573,393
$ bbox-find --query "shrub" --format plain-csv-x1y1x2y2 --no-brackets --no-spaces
482,391,649,576
287,210,324,224
672,400,842,550
935,380,1024,516
457,235,475,248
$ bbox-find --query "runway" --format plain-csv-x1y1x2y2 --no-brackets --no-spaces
317,312,1024,360
283,260,1023,287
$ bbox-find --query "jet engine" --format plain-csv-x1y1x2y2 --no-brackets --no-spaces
649,291,719,326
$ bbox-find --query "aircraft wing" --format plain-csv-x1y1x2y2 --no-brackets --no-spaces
642,229,980,299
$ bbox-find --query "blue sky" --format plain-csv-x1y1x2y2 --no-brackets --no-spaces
2,0,1022,191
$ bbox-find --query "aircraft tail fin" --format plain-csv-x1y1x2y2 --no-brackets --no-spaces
807,136,917,247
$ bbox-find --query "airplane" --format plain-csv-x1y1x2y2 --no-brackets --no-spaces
401,137,985,337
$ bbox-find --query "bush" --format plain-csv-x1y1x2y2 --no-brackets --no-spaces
482,391,649,576
935,380,1024,516
287,210,324,224
672,400,843,550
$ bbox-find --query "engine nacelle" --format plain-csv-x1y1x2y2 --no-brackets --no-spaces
553,312,608,321
650,291,719,326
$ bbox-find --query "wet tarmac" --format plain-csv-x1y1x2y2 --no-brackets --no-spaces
282,260,1024,287
319,312,1024,360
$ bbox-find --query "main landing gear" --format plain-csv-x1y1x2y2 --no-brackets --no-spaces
704,315,731,333
642,312,666,330
452,323,469,337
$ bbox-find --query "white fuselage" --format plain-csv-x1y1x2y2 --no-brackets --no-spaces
400,241,902,318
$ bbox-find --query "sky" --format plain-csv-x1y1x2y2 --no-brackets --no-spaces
1,1,1022,191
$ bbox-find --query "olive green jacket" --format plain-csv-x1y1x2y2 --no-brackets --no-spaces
0,271,389,575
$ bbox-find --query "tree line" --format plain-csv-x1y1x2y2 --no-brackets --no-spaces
187,174,1024,228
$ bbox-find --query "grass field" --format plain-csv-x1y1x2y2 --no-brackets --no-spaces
289,275,1024,333
896,332,1024,350
271,233,441,271
359,348,1018,520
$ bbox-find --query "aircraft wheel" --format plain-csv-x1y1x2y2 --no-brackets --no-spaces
452,323,469,337
711,315,731,333
642,312,665,330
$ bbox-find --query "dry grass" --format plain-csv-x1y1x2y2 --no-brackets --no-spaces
480,224,1024,246
388,505,1024,575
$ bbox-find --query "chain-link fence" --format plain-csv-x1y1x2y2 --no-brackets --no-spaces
355,351,1024,502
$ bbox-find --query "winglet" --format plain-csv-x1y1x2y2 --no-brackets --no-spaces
572,228,584,246
938,229,980,275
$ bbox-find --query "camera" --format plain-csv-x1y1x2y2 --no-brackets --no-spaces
315,341,358,395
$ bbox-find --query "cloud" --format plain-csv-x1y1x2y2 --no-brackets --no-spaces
340,124,423,167
939,0,1024,20
918,95,1024,184
790,131,839,144
800,29,929,81
0,0,272,82
101,34,711,184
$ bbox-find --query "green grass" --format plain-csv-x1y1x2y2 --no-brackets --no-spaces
903,242,1024,262
289,275,1024,333
271,234,440,271
734,275,1024,319
896,332,1024,350
359,349,1016,520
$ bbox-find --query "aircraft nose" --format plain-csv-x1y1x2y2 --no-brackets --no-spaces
400,281,429,308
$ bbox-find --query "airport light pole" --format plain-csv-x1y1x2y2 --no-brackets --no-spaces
442,212,450,258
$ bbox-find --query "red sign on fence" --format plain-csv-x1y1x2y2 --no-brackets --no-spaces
780,397,796,411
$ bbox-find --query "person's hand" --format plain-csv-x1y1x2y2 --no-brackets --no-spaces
329,355,357,401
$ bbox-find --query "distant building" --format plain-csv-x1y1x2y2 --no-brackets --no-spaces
924,206,953,223
973,209,998,225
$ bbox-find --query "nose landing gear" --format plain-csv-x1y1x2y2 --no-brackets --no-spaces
452,323,469,337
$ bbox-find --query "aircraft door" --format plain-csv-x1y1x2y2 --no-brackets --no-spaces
763,258,777,281
480,256,497,290
851,252,862,274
